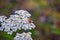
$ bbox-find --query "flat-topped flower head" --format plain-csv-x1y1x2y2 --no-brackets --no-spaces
0,10,36,35
14,32,33,40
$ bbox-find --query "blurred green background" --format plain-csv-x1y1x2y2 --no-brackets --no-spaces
0,0,60,40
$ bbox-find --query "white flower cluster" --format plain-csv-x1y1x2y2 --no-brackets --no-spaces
0,10,35,35
14,32,33,40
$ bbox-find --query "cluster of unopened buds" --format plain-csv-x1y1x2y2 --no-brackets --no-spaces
0,10,35,40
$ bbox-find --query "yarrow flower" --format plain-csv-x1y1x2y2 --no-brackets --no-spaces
0,10,36,35
14,32,33,40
